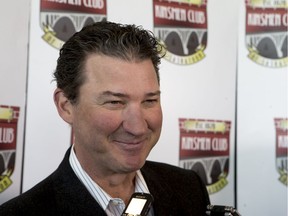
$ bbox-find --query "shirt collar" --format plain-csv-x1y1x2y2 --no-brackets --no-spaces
69,145,150,211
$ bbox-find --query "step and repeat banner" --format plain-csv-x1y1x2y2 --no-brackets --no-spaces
151,0,237,206
0,1,29,204
2,0,238,208
150,0,237,206
1,0,287,215
21,0,237,207
237,0,287,215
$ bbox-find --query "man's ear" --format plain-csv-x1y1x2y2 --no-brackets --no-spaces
53,88,73,124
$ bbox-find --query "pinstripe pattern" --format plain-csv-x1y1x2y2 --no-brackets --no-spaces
69,146,154,216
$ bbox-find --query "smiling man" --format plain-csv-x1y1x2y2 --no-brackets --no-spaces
0,21,210,216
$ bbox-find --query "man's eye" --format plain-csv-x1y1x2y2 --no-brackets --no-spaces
104,100,125,109
109,101,122,104
146,99,158,103
143,99,159,107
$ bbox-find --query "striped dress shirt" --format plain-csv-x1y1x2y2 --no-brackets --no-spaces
69,146,154,216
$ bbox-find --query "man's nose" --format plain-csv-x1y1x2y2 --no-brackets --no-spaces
122,104,148,136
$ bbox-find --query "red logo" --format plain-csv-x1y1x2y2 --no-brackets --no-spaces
275,118,288,186
0,106,20,192
40,0,107,49
153,0,208,65
245,0,288,67
179,118,231,194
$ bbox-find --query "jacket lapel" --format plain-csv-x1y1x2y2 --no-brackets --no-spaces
141,162,178,216
51,148,107,216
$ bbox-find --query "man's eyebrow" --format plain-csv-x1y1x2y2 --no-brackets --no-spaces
146,90,161,97
99,90,161,98
100,91,127,98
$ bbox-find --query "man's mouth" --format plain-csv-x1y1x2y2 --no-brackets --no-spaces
113,138,148,151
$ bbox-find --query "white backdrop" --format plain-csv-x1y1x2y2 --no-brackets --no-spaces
23,0,238,207
1,1,287,216
237,1,288,215
0,1,30,204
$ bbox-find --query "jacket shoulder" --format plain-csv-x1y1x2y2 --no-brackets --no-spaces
141,161,210,215
143,160,200,179
0,174,58,215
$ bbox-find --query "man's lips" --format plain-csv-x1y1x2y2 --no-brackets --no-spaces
114,139,145,145
113,138,148,152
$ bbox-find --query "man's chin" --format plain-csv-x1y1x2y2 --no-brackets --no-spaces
122,158,145,173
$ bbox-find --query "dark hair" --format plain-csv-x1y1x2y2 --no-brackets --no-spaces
53,21,165,104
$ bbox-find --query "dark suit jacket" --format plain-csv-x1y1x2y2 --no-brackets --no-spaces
0,148,210,215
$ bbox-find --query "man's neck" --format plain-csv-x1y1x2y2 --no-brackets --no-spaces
93,172,136,204
73,145,139,204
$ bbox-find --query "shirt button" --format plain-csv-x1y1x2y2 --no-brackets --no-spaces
111,198,124,206
112,200,119,205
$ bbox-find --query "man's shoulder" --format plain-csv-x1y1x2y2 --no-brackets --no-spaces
0,173,57,215
0,149,71,214
142,160,200,180
143,160,193,172
141,160,210,212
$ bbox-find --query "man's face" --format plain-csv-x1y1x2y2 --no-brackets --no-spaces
70,54,162,175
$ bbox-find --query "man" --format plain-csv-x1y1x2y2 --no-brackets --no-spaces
0,21,210,215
